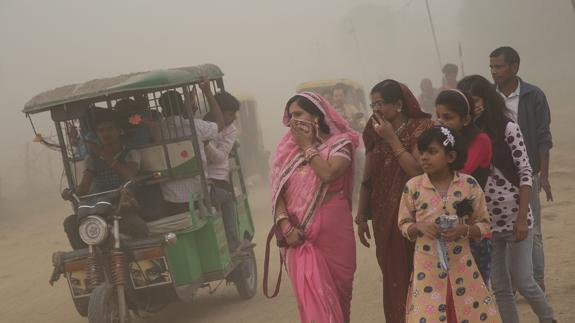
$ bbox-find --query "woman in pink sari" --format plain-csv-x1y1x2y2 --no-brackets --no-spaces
271,92,360,323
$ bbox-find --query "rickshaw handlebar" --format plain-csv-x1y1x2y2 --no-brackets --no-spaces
63,172,162,202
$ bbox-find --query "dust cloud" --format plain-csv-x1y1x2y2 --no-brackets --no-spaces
1,1,575,322
1,0,573,200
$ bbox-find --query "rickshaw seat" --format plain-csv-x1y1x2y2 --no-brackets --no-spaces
146,212,193,234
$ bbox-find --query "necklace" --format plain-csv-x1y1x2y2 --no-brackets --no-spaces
394,120,407,135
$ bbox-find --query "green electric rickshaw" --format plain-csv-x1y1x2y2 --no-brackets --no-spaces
23,64,257,323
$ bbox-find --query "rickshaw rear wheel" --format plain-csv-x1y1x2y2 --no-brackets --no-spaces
231,249,257,299
73,297,89,317
88,283,123,323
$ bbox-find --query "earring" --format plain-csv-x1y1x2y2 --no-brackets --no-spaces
397,107,402,113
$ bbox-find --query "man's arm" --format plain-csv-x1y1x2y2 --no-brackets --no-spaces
535,90,553,201
205,127,237,164
199,80,225,132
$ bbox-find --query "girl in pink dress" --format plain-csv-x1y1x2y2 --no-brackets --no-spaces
398,126,501,323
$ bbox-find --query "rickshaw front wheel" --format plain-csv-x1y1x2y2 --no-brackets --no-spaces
231,249,257,299
88,283,123,323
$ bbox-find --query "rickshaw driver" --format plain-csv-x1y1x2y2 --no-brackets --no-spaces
63,110,149,250
332,83,366,130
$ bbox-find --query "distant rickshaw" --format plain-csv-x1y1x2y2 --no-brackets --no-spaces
296,79,368,132
23,64,257,323
235,94,270,184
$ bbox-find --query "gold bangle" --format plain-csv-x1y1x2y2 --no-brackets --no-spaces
393,147,407,158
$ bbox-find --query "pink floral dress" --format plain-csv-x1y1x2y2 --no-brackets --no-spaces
398,172,502,323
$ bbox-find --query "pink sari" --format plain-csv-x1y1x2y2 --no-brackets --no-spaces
271,92,360,323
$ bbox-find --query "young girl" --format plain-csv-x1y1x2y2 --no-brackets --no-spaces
398,126,501,323
435,89,493,285
458,75,557,323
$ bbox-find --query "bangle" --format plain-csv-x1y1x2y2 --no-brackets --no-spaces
354,215,367,225
283,225,295,237
304,146,319,162
393,147,407,158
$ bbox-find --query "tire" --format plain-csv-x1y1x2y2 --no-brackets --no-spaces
73,297,89,317
88,283,121,323
231,249,257,299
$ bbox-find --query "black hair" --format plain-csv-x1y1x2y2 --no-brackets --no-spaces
92,109,120,130
457,75,512,143
490,46,520,67
370,79,410,117
418,125,467,171
442,63,459,75
159,90,185,118
286,95,330,134
214,91,240,113
435,89,480,144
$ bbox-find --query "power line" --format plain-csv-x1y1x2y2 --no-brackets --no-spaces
425,0,443,70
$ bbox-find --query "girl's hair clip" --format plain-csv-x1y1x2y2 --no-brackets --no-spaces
440,126,455,147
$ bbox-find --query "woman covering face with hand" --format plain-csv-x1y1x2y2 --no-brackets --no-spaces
355,79,433,323
268,92,359,323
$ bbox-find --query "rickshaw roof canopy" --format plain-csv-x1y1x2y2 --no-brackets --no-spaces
22,64,224,115
296,79,364,93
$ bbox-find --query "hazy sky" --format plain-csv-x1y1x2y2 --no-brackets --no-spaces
1,0,572,188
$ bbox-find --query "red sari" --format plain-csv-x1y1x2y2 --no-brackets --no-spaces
362,82,433,323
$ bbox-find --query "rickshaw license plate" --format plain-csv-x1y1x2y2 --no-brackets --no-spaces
129,256,172,289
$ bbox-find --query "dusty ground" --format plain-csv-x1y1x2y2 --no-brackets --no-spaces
1,108,573,323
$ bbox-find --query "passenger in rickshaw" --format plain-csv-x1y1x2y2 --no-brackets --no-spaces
154,81,225,215
332,83,366,130
63,110,149,250
204,91,242,252
114,97,160,147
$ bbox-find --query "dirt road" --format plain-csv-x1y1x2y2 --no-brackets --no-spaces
1,109,573,323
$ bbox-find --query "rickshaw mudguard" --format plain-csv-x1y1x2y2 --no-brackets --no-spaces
165,214,233,287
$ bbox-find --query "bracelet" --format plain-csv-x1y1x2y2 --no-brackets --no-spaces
304,146,319,162
393,147,408,158
354,215,367,225
283,225,295,237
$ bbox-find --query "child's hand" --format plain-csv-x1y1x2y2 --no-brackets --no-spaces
415,222,441,239
442,224,468,241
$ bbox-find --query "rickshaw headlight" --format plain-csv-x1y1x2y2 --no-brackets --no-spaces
78,216,109,245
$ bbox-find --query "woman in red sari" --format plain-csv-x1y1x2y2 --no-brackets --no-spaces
355,80,433,322
270,92,360,323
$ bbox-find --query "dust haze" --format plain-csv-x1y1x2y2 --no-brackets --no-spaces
0,1,574,321
1,0,574,199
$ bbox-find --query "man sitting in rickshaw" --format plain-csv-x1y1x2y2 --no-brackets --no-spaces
63,110,149,250
332,83,366,130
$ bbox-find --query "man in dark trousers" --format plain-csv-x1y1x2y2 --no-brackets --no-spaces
490,46,553,292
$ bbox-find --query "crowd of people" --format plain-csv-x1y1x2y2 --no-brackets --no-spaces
269,46,556,323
